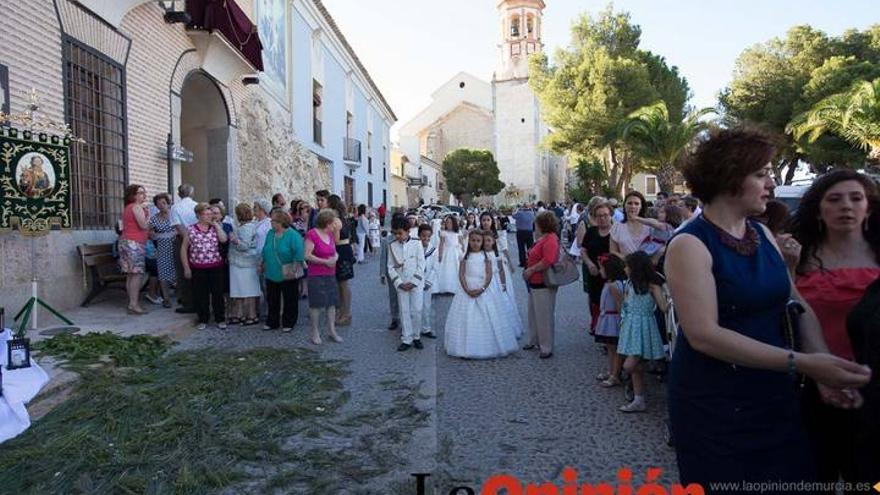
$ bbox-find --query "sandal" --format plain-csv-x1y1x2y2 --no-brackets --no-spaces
241,318,259,326
228,318,241,325
600,377,621,388
596,372,610,381
127,306,147,315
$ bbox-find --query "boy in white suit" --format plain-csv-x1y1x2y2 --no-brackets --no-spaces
388,217,426,351
418,224,439,339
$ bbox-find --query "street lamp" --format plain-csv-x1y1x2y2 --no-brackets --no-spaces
160,0,191,24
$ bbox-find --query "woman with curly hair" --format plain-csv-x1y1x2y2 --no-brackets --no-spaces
664,127,870,490
790,169,880,489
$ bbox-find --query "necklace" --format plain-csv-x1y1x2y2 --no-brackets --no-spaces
700,214,759,256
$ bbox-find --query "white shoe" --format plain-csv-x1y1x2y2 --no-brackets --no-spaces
281,327,292,333
196,323,207,330
145,294,163,305
218,322,227,330
619,399,646,413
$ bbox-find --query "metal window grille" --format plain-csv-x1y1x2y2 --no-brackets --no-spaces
62,36,128,230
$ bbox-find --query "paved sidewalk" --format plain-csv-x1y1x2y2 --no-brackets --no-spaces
174,251,677,491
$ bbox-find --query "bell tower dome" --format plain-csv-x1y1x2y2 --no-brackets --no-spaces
495,0,545,82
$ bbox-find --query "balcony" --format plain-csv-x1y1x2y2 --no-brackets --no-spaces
343,137,362,165
407,175,429,187
313,118,322,145
185,0,263,84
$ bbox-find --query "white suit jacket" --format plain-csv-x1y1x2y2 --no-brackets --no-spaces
387,238,426,290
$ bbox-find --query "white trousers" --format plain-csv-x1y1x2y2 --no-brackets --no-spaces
396,286,424,344
422,289,434,333
356,232,367,262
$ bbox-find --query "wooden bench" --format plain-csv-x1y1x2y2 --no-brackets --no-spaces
78,243,126,307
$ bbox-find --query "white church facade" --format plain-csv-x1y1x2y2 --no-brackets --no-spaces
398,0,565,205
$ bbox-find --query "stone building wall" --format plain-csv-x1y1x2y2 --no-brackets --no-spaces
236,92,330,204
0,0,326,318
0,0,119,315
419,105,494,164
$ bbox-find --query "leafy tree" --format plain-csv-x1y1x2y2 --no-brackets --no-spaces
569,159,614,203
442,149,505,206
789,78,880,167
720,24,880,180
640,51,691,122
530,6,691,197
619,102,714,193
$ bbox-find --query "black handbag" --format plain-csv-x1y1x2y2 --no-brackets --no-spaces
783,299,807,390
783,299,804,351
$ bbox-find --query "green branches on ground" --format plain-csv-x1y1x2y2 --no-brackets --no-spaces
0,347,350,494
34,332,172,371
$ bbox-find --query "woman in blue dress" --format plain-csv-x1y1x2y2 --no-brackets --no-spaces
664,127,871,493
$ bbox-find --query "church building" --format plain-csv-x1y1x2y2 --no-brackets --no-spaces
398,0,565,205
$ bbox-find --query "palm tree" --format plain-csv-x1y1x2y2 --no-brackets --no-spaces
788,78,880,165
619,102,714,193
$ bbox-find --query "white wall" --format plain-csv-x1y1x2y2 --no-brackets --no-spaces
291,0,395,205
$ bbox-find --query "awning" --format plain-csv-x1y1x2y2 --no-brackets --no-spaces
187,0,264,72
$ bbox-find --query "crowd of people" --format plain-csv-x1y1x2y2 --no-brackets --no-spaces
114,126,879,491
118,185,390,343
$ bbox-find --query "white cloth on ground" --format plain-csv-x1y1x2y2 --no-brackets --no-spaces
0,329,50,444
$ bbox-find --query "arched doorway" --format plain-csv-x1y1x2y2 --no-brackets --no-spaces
177,71,232,203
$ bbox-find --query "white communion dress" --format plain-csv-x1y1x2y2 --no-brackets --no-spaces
485,251,524,340
436,230,463,294
444,252,519,359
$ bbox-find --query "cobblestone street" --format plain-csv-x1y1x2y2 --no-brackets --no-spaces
176,252,678,492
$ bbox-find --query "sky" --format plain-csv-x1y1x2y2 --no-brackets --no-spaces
320,0,880,140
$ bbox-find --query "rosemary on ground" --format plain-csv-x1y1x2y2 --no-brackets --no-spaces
4,333,430,494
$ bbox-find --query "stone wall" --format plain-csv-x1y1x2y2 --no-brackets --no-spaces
420,105,494,163
236,93,331,204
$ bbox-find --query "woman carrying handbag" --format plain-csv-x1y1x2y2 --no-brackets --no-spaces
260,210,304,332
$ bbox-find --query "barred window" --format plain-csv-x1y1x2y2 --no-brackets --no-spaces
62,36,127,230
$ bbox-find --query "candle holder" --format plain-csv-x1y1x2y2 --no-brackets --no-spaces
6,334,31,370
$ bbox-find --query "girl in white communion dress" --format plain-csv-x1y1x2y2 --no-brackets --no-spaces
444,230,519,359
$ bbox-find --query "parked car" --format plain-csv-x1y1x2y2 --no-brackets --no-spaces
447,205,465,216
419,204,450,217
774,184,809,214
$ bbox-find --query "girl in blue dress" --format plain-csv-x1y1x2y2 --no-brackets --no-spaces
617,251,668,412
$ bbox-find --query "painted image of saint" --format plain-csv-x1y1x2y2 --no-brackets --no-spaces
257,0,287,90
16,153,55,198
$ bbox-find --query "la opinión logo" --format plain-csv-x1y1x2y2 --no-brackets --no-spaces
411,467,705,495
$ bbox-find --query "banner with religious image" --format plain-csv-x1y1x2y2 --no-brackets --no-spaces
0,126,71,235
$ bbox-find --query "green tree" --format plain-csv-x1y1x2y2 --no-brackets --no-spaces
619,102,714,193
568,159,614,203
529,5,690,196
789,78,880,166
442,149,505,206
720,24,880,180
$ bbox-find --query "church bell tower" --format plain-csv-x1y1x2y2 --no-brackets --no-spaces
495,0,545,82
